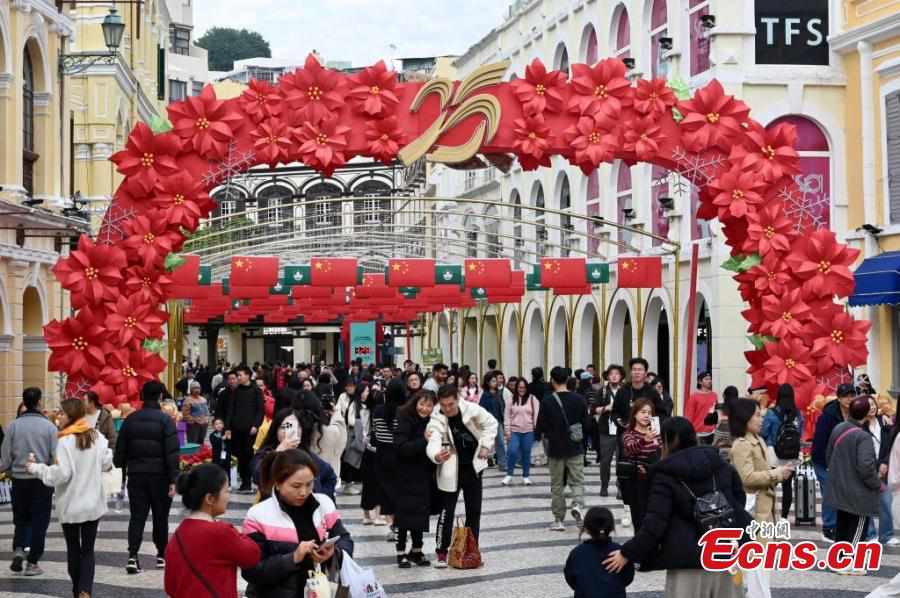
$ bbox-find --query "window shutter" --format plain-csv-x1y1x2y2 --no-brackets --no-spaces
886,91,900,223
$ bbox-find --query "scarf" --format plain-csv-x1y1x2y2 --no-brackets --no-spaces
58,418,91,439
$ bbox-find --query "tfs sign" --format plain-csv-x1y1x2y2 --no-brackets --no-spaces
755,0,829,65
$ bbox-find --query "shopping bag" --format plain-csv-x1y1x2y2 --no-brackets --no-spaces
448,518,482,569
102,467,123,497
744,568,772,598
340,552,387,598
304,563,333,598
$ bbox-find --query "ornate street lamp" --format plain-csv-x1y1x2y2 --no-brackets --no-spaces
59,9,125,75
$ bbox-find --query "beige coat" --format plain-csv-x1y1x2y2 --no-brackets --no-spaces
425,400,497,492
731,433,779,525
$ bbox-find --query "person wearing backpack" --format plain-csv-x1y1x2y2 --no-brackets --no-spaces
603,417,750,597
761,384,804,521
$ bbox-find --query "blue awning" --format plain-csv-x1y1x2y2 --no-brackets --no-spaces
849,251,900,307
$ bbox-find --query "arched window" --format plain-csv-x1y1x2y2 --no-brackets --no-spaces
616,163,633,251
586,171,601,256
583,25,599,64
352,179,392,230
305,182,342,244
22,49,36,197
651,165,670,244
533,183,547,257
689,0,711,76
554,43,569,75
211,188,247,225
649,0,668,78
463,214,479,258
558,175,573,256
613,4,631,58
768,116,831,231
256,184,294,233
511,190,524,268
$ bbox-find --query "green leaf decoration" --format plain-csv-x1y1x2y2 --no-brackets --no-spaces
738,253,762,271
671,107,683,123
142,338,166,353
747,335,778,350
149,115,172,134
668,77,691,100
721,256,743,272
722,253,763,273
164,254,186,272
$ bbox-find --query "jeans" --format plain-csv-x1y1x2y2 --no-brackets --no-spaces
506,431,534,477
813,463,836,530
595,434,617,491
494,426,507,470
11,478,53,564
62,519,99,596
865,484,894,542
435,466,482,553
126,473,172,557
549,454,585,522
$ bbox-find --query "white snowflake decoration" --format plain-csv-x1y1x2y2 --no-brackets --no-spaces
670,146,726,191
96,205,137,246
202,141,257,188
780,174,829,233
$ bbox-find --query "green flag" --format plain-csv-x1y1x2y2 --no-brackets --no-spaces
271,280,291,295
357,266,365,285
585,262,610,284
435,264,463,285
222,277,230,295
197,265,212,285
283,265,310,286
526,267,544,291
470,287,488,299
400,287,419,298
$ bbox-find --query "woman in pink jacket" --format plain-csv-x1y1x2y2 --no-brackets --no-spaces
502,379,540,486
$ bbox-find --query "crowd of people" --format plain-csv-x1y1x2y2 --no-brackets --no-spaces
0,356,897,598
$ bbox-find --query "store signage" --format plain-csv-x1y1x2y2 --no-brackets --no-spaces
350,321,377,366
755,0,829,65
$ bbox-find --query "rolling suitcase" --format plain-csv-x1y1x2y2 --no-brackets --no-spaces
793,462,817,526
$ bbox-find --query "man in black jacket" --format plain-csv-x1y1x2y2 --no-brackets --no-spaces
114,381,179,574
535,367,587,532
612,357,664,432
225,365,264,493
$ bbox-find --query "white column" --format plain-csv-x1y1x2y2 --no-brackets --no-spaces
293,337,312,365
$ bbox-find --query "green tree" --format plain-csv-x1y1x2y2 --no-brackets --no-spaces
196,27,271,71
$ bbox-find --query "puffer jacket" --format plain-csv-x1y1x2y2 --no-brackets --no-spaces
825,421,881,516
242,493,353,598
113,400,179,482
812,398,845,467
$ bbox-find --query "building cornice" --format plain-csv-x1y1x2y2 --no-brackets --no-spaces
877,56,900,79
23,336,48,353
13,0,75,38
829,11,900,54
0,243,60,265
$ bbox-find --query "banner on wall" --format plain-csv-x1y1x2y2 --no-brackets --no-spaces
755,0,829,65
350,321,377,366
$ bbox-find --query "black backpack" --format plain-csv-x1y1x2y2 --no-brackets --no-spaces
681,478,738,535
774,410,801,460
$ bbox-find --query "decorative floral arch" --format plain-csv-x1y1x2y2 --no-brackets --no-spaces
46,54,868,427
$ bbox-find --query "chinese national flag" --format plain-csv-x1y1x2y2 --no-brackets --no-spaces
230,286,270,299
356,274,395,299
554,285,593,296
230,256,279,287
387,259,435,287
170,255,200,285
310,258,357,287
617,256,663,288
464,259,511,288
540,258,586,288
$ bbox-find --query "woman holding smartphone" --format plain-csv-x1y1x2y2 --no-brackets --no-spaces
620,399,661,531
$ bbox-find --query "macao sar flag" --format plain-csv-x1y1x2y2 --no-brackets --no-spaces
585,262,609,284
435,264,463,285
617,256,663,288
283,265,311,287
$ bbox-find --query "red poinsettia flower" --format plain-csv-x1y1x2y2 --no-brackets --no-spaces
741,303,766,334
759,337,816,387
110,122,182,194
99,348,167,400
88,379,130,407
744,348,768,377
737,121,801,183
785,229,859,299
735,252,793,299
707,164,767,220
251,117,294,167
168,85,244,160
677,80,749,152
121,210,185,268
365,117,406,165
123,264,174,305
564,108,619,173
744,200,796,257
348,60,400,117
759,288,812,338
238,79,282,123
510,58,568,116
45,307,109,380
623,116,665,162
52,235,128,305
806,310,870,371
153,172,215,231
721,218,750,256
633,78,677,117
280,54,346,123
512,114,552,170
296,115,351,176
105,294,167,348
567,58,632,116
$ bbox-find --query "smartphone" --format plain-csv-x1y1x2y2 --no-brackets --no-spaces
319,536,340,548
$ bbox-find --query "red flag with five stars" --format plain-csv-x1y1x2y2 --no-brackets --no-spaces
617,256,663,288
386,258,435,287
230,256,279,287
539,257,586,288
310,258,358,287
464,259,511,288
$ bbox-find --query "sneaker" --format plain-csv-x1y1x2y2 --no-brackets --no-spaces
434,551,448,568
238,484,252,494
564,485,572,497
397,554,411,569
347,483,362,496
522,477,532,486
571,505,584,527
362,517,375,526
373,517,389,526
23,563,43,576
501,475,512,486
821,528,836,544
10,549,24,573
386,527,398,543
156,556,165,569
409,551,431,567
126,556,142,575
886,538,900,547
549,520,566,532
620,516,632,528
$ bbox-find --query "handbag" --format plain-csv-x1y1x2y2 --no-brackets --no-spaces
173,530,219,598
340,551,387,598
448,517,482,569
304,563,333,598
614,459,638,480
552,393,583,443
342,413,366,469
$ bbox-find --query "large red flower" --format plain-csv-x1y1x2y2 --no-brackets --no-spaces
623,116,665,162
168,85,243,160
99,348,167,400
510,59,567,116
296,115,351,176
365,117,405,165
45,307,109,380
153,172,215,231
567,58,631,116
110,122,181,194
123,264,173,305
735,252,793,299
280,54,346,123
52,235,127,305
238,79,282,123
512,114,552,170
678,80,749,152
105,294,167,348
251,117,294,167
744,200,796,256
785,229,859,298
758,338,816,387
759,288,811,338
707,164,767,220
348,60,400,117
564,108,619,173
121,211,185,268
736,122,801,183
807,311,871,371
634,78,677,117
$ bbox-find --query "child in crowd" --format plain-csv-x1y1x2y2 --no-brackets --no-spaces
564,507,633,598
210,419,231,485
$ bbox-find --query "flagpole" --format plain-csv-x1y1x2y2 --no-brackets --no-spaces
682,244,701,415
671,245,681,416
636,288,643,356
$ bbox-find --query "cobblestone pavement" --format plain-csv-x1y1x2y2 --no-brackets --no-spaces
0,466,893,597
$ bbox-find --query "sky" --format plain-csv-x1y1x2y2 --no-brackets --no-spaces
193,0,510,68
